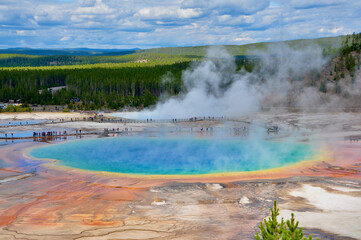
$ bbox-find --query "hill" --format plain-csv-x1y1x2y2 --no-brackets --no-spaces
137,35,344,56
0,35,344,67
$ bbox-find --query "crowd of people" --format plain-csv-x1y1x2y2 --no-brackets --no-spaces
104,128,132,133
32,131,69,137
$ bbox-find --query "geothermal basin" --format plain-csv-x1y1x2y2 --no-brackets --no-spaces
1,112,361,240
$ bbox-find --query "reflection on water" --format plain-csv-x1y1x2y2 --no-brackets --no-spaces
0,120,48,127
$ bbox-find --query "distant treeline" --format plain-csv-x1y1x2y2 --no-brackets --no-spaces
0,55,105,67
0,62,189,109
0,53,193,67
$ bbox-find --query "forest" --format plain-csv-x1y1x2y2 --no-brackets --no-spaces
0,61,189,110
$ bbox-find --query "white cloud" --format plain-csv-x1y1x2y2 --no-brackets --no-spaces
288,0,347,9
75,0,113,15
136,6,202,20
216,7,281,29
182,0,270,15
0,5,9,11
182,23,199,30
34,5,69,25
218,15,255,25
233,37,252,42
15,30,36,36
68,0,120,26
319,27,344,34
60,36,71,41
211,0,270,15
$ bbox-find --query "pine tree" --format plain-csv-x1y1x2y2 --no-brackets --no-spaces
284,213,309,240
255,201,285,240
255,201,318,240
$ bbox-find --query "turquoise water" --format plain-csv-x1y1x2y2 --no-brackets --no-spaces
30,137,316,175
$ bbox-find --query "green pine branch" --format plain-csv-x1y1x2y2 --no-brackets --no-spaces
255,201,319,240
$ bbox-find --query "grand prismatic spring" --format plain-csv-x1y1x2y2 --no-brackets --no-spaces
29,137,318,176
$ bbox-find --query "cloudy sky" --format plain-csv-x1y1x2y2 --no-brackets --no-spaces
0,0,360,49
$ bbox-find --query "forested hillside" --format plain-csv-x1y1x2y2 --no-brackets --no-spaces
320,32,361,104
137,35,344,56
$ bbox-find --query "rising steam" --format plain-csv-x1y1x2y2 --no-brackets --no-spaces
115,43,341,119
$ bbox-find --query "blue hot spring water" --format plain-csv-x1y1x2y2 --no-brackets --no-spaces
30,137,317,175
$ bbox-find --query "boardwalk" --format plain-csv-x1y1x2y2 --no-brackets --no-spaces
0,115,280,141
